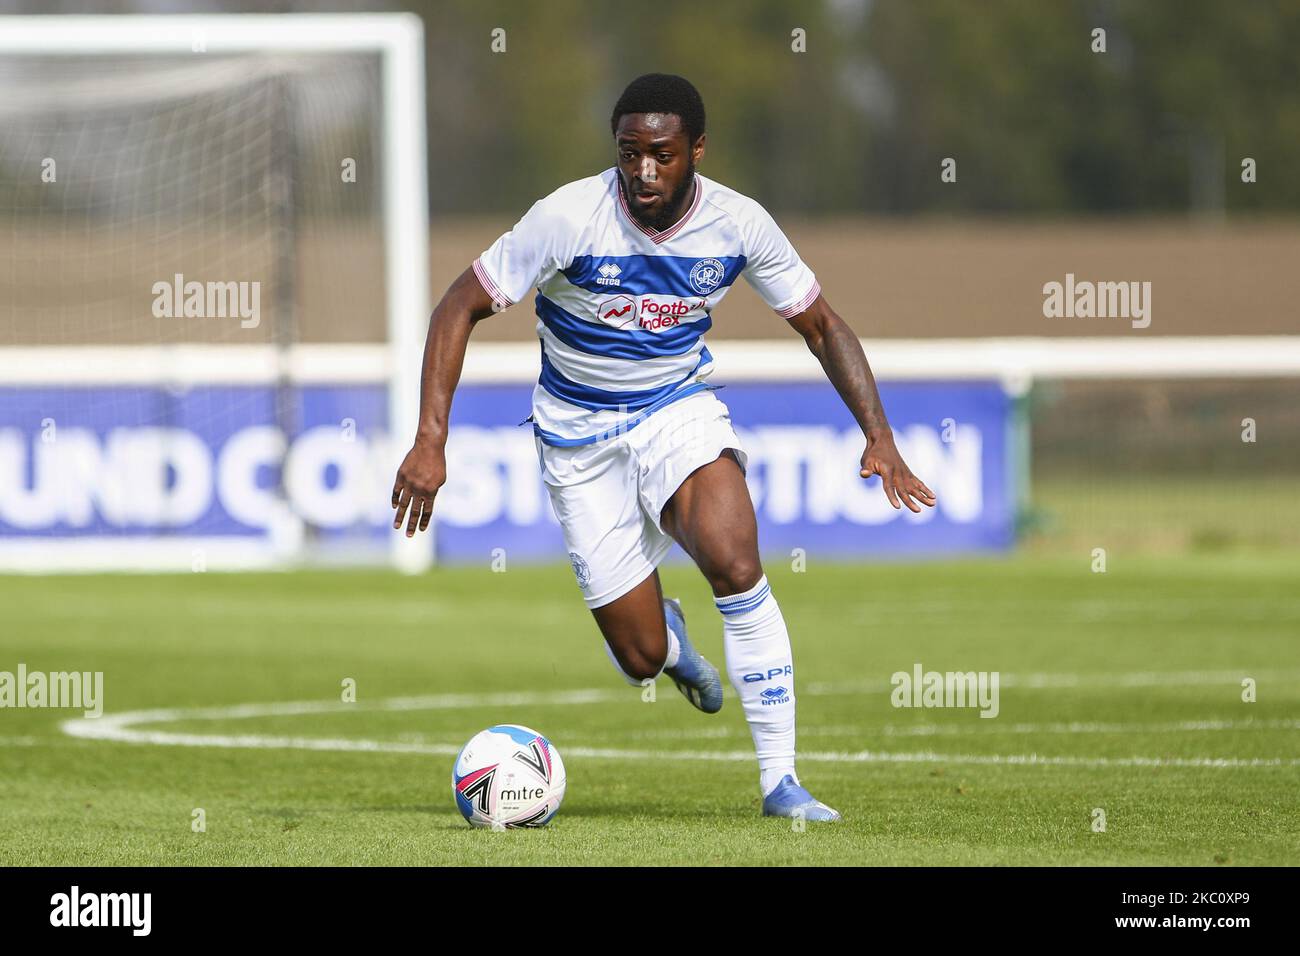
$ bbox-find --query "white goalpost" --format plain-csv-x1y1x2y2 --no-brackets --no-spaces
0,14,431,573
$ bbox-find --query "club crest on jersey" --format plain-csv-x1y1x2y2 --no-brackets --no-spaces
689,258,725,295
596,295,636,328
596,262,623,286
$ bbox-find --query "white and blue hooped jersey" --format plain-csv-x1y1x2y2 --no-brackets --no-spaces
472,167,820,446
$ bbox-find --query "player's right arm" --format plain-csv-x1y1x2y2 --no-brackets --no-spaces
391,266,499,538
392,180,588,535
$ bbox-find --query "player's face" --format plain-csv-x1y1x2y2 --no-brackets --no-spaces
614,113,705,231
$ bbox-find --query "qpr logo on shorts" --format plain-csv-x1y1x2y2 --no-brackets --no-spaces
689,258,725,295
568,551,591,588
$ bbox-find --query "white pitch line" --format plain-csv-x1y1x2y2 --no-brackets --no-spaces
803,669,1299,695
69,687,625,728
827,718,1300,737
600,718,1300,740
55,716,1300,770
57,670,1300,770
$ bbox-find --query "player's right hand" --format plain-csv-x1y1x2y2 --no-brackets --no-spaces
392,440,447,537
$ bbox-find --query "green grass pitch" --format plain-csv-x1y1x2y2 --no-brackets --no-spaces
1,553,1297,866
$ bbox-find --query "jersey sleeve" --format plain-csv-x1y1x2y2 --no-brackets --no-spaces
739,202,820,318
472,196,570,309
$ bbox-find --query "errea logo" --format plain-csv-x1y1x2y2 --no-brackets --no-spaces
596,262,622,286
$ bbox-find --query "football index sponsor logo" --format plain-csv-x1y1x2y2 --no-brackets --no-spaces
596,262,623,286
50,886,151,936
639,298,702,330
597,295,636,328
596,295,705,331
890,662,1000,718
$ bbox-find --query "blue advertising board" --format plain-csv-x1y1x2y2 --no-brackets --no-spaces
0,379,1012,563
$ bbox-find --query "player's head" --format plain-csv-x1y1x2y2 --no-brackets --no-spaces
610,73,706,231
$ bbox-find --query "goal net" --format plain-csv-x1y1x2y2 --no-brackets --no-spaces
0,15,429,572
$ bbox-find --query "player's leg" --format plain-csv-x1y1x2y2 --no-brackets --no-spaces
589,569,669,682
660,448,761,595
590,564,724,712
538,434,719,710
660,448,841,821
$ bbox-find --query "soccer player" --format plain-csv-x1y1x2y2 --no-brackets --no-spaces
392,74,935,821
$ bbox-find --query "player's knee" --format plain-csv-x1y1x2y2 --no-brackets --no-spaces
618,644,667,681
710,556,763,599
623,655,664,682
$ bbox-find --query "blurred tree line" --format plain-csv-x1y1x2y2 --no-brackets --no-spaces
6,0,1297,217
418,0,1300,217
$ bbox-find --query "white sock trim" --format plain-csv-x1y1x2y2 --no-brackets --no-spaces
663,624,681,669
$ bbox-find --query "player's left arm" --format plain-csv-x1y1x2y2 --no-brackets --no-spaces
786,295,937,512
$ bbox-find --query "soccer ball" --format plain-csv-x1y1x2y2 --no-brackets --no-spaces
452,724,566,829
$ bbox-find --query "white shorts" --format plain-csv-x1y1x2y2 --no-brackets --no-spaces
536,389,748,610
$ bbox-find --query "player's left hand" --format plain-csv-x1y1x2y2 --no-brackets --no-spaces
860,431,937,513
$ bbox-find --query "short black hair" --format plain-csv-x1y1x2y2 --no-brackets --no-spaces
610,73,706,145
